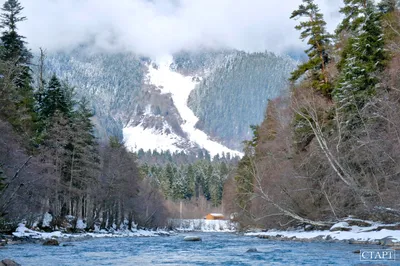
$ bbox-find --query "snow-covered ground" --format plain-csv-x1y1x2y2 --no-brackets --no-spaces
124,123,185,154
123,55,243,158
246,219,400,243
12,223,170,240
169,219,237,232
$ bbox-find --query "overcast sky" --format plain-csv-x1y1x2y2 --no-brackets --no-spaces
19,0,343,58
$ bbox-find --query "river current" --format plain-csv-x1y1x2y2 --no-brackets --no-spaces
0,232,398,265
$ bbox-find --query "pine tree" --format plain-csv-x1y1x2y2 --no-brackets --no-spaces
336,0,371,72
334,1,386,117
337,0,369,34
234,155,254,212
0,0,32,88
39,74,74,120
70,99,99,187
0,0,36,134
39,110,73,217
185,164,195,199
290,0,332,96
67,98,100,217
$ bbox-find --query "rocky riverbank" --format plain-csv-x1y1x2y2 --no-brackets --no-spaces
2,223,173,246
245,218,400,248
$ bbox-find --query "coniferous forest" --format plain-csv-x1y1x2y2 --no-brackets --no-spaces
0,0,169,231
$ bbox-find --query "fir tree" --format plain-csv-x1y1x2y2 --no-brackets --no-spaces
0,0,32,88
234,155,254,212
67,99,100,213
0,0,36,134
337,0,369,34
334,1,386,117
39,74,73,120
290,0,332,96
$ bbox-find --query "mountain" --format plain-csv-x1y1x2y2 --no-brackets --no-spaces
42,47,296,155
185,51,296,149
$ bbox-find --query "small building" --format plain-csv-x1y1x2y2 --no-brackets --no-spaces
205,213,225,220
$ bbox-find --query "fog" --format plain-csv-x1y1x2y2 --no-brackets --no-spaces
19,0,342,57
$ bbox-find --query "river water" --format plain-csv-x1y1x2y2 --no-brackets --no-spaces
0,232,398,265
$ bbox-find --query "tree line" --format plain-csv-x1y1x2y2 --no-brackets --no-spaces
0,0,166,232
225,0,400,230
141,159,235,207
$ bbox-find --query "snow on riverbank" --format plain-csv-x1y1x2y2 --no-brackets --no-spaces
12,223,171,240
246,219,400,243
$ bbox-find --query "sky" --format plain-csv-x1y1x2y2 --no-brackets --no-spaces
18,0,343,58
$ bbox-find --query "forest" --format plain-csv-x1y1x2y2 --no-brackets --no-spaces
225,0,400,230
0,0,169,232
0,0,242,232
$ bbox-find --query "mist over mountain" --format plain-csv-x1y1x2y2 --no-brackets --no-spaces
20,0,342,58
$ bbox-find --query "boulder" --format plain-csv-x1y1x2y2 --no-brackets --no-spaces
330,222,351,232
43,239,59,246
0,259,21,266
0,239,7,246
246,248,259,253
312,235,325,241
348,238,379,245
155,231,170,237
379,237,400,247
183,236,202,242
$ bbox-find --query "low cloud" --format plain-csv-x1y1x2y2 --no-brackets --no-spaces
19,0,342,58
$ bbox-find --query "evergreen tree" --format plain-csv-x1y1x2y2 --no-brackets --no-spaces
337,0,369,34
0,0,32,88
185,164,195,199
290,0,332,96
0,0,36,135
334,1,386,116
68,99,100,193
234,155,254,213
39,74,73,120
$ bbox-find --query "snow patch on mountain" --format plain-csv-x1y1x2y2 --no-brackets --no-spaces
123,55,243,157
123,104,184,153
123,124,184,154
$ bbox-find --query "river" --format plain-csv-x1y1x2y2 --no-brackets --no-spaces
0,232,398,265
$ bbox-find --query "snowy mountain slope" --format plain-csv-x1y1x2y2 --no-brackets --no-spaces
123,56,242,157
42,48,295,156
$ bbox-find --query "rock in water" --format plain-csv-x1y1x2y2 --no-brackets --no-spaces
246,248,259,253
43,239,59,246
330,222,351,232
183,236,202,242
0,259,21,266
